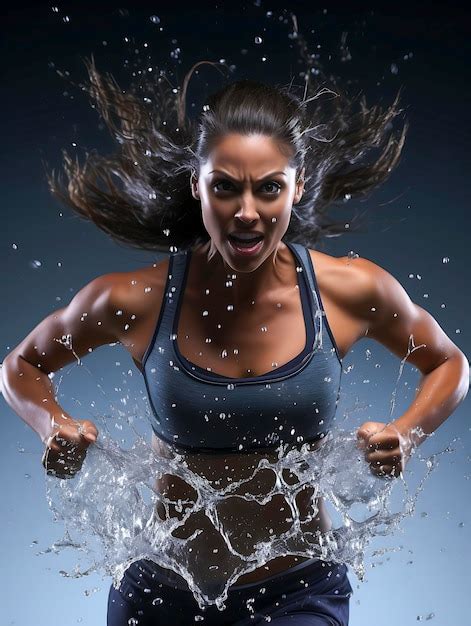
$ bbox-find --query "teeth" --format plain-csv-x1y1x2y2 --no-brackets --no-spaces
231,233,262,241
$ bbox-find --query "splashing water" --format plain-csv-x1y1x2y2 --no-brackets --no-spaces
25,286,453,612
42,417,449,611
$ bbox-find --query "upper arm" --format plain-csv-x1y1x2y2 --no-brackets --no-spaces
5,274,123,375
351,257,463,375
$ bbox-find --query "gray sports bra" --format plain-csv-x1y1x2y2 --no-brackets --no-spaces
141,241,342,453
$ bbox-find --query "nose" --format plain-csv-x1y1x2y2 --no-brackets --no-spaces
234,192,259,222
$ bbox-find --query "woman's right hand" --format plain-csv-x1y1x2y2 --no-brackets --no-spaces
41,415,98,479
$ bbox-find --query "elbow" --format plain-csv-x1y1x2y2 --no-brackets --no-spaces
2,352,23,371
453,349,470,402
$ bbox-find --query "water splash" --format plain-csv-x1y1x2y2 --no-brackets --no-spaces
43,421,446,611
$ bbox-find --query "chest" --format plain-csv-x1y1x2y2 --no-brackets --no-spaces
176,283,308,379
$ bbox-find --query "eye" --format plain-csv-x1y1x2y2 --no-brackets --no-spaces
213,180,234,193
212,180,282,194
261,181,281,194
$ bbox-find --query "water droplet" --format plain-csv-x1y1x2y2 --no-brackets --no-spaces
150,15,160,24
254,36,263,44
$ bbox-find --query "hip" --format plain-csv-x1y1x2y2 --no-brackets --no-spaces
109,557,353,625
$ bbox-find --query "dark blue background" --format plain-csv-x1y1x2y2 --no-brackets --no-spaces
1,3,469,624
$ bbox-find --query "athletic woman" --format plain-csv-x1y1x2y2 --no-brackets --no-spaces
2,60,468,625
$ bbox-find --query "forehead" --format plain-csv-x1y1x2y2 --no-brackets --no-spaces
202,133,292,173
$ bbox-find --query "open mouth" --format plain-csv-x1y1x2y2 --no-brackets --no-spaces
228,234,264,247
228,234,264,255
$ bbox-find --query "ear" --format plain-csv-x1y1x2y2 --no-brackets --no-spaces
190,170,200,201
294,167,305,205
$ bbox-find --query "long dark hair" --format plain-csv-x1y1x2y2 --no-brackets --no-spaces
46,52,407,254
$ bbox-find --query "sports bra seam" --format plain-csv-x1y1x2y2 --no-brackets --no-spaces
304,248,343,368
141,253,175,370
151,426,330,454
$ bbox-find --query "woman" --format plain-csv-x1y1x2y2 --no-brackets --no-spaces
2,59,468,625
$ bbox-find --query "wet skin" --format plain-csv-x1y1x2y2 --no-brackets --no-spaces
138,240,364,584
4,133,464,586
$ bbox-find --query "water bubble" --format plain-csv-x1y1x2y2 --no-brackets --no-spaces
30,260,42,269
442,257,450,264
254,36,263,44
150,15,160,24
391,63,399,75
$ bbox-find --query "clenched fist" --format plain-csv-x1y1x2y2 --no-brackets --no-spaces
356,421,414,478
41,415,98,479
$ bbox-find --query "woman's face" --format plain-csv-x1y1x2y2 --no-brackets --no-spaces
191,133,304,271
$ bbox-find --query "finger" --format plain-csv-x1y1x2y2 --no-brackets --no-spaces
372,462,402,478
370,464,395,478
366,450,401,463
81,431,97,446
367,434,399,450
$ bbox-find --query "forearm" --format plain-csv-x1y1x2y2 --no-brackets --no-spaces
1,354,72,443
393,351,469,446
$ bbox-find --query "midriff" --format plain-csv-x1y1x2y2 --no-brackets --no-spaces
151,432,331,585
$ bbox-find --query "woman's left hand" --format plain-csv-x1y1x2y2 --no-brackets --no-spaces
356,421,413,478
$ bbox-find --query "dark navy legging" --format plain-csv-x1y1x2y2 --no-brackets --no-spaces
107,557,353,625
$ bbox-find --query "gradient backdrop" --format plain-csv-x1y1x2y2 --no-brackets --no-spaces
1,2,470,625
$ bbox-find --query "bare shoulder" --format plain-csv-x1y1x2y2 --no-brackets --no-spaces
100,257,171,351
306,248,411,355
104,257,170,318
307,248,379,314
308,249,463,372
5,257,171,375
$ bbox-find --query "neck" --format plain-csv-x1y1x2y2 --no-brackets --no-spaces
194,240,293,305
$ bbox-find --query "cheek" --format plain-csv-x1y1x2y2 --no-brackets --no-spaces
273,204,292,230
200,204,225,236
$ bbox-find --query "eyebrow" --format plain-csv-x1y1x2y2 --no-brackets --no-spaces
208,169,287,181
